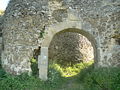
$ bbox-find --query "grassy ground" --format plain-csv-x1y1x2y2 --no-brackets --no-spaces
49,60,94,77
0,60,120,90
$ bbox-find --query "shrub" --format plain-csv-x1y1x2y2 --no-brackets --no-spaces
47,67,64,88
82,67,120,90
30,58,39,76
1,59,120,90
0,69,6,80
0,60,66,90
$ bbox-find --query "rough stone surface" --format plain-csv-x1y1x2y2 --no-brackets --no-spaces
0,13,3,67
49,32,94,64
0,0,120,77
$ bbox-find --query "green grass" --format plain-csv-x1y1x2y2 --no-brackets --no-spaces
0,59,120,90
0,68,66,90
49,60,94,77
0,60,93,90
82,67,120,90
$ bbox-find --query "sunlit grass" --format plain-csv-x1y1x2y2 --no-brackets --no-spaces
49,60,94,77
1,59,120,90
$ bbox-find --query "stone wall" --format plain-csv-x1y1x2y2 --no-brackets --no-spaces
49,31,94,64
0,14,3,68
1,0,120,75
1,0,49,74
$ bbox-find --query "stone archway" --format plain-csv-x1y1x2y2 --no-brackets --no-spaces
38,20,99,80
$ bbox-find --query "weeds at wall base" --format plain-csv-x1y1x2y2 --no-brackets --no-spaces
0,60,120,90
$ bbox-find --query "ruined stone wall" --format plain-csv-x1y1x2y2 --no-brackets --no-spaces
0,14,3,67
49,32,94,64
2,0,49,74
48,0,120,67
1,0,120,74
0,15,3,43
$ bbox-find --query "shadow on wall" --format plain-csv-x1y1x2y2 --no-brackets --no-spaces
31,46,41,76
33,46,41,60
48,31,94,66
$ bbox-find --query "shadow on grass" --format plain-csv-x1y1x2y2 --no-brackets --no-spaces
0,63,94,90
1,61,120,90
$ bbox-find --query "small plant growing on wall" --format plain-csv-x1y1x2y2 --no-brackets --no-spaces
30,58,39,76
39,30,46,38
39,26,46,38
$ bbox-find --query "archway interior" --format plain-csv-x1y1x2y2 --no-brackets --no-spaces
48,28,96,77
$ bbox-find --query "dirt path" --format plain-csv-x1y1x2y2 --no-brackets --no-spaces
58,77,84,90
